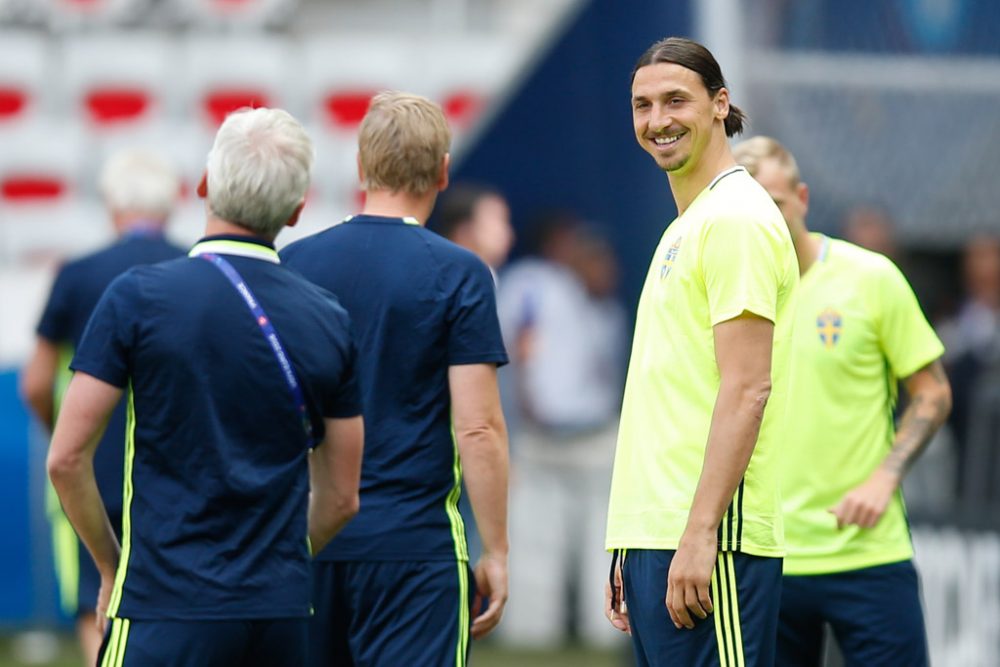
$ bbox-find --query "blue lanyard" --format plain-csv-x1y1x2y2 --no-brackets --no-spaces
198,252,317,447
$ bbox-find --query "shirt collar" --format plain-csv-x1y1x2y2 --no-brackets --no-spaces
188,234,279,264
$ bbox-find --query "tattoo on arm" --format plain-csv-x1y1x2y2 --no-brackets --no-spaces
882,364,951,476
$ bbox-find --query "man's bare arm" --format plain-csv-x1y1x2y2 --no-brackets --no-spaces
47,372,123,628
21,337,60,428
449,363,509,640
308,416,363,555
667,312,774,630
830,359,952,529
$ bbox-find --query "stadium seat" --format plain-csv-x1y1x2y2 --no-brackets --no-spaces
0,31,51,128
170,0,299,30
416,34,520,155
58,33,175,131
0,120,109,263
37,0,153,30
300,34,414,203
179,34,292,130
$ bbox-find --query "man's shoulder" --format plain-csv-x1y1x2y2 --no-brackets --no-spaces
828,237,901,281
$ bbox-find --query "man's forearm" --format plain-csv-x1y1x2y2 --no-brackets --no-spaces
684,382,769,538
308,491,357,556
49,461,120,577
881,363,952,478
459,426,509,557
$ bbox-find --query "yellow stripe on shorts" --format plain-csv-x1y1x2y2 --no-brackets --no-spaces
712,552,745,667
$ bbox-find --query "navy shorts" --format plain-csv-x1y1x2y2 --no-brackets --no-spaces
622,549,782,667
95,617,306,667
308,559,475,667
777,559,928,667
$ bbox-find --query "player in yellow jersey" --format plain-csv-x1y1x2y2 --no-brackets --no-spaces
733,136,952,667
603,37,798,666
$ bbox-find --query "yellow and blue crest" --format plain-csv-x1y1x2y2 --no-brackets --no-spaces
816,308,843,348
659,235,683,280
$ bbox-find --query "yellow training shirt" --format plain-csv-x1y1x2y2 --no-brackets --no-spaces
781,235,944,574
605,166,798,557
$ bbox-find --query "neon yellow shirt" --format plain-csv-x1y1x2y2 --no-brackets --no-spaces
781,235,944,574
605,167,798,557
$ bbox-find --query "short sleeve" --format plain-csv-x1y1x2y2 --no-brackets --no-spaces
873,259,945,379
321,335,363,419
69,271,141,388
700,214,784,326
447,259,509,367
36,265,76,342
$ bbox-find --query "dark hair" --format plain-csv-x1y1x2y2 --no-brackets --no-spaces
631,36,747,137
429,183,501,240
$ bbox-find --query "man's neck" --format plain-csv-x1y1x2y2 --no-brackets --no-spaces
667,133,736,215
362,189,436,226
203,216,275,243
794,228,822,277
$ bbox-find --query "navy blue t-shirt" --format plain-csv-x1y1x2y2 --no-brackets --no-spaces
36,231,184,516
281,214,508,562
71,235,361,620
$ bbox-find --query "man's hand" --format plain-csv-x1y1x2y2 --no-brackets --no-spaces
471,552,508,640
95,573,114,635
666,530,716,629
829,467,900,529
604,558,630,635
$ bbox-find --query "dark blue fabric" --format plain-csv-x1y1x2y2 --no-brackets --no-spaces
777,560,929,667
623,549,782,667
96,617,307,667
36,231,184,513
307,559,474,667
71,234,361,619
281,215,508,562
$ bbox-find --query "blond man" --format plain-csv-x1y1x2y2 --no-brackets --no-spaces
281,91,510,667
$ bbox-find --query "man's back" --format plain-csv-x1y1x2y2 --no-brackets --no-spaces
282,214,508,561
71,236,359,619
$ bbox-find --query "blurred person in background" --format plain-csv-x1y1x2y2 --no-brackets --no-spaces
47,107,364,666
281,91,510,667
938,235,1000,494
19,148,185,665
604,37,798,667
496,214,627,649
735,136,951,667
431,183,514,570
841,204,899,260
431,183,515,278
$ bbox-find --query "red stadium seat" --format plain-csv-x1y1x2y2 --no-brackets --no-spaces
0,32,50,127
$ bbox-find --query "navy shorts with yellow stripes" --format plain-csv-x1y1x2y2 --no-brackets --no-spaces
308,559,475,667
95,617,306,667
623,549,782,667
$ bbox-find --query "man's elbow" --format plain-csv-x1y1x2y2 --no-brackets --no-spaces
46,448,80,489
334,491,360,523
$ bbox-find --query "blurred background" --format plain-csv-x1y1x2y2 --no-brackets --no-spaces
1,0,999,665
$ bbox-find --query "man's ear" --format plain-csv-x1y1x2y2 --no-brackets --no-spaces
196,172,208,199
438,153,450,192
285,201,306,228
714,87,731,122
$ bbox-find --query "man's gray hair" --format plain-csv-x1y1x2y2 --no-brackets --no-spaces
99,148,179,219
206,107,314,237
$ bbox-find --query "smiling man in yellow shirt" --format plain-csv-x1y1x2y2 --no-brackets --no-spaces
604,38,798,667
734,136,951,667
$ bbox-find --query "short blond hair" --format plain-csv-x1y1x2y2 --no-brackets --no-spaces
358,91,451,195
732,135,801,186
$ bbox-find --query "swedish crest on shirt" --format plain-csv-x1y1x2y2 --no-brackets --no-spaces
659,235,683,280
816,308,843,348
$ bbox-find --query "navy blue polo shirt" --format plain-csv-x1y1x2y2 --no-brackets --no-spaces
281,214,508,562
36,230,184,515
70,235,361,620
